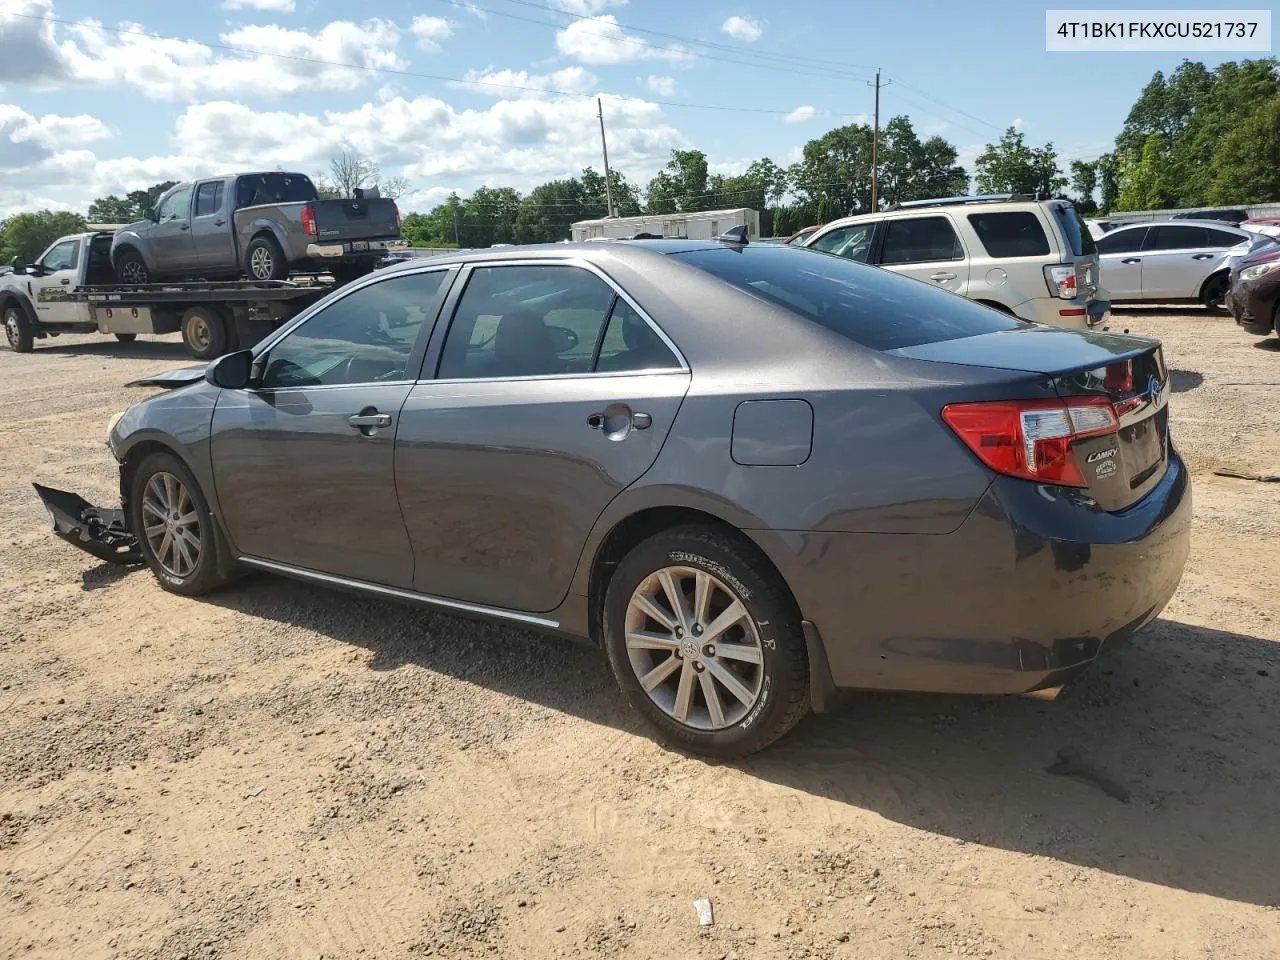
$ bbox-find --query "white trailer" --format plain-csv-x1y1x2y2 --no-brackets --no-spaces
571,208,760,243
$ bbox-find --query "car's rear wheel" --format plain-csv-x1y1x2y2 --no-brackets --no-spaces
602,525,810,758
4,304,33,353
1201,273,1229,313
245,235,288,282
127,450,229,597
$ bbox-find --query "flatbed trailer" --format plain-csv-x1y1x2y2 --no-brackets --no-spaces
2,231,338,359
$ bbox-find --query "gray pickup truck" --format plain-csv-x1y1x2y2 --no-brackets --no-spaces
110,172,405,285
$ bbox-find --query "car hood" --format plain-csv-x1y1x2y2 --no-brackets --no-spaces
124,363,208,389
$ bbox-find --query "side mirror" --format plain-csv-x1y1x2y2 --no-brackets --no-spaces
144,208,158,222
9,256,27,274
204,349,255,389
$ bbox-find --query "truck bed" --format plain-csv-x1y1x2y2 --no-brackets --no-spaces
70,278,334,305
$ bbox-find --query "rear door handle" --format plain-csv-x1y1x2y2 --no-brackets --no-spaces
929,272,956,281
1191,253,1213,260
1121,258,1141,264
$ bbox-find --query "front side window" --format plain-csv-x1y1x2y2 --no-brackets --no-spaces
40,239,80,272
1095,227,1147,254
157,186,192,222
880,216,963,265
260,271,448,388
967,211,1051,258
807,223,874,262
194,181,224,218
436,265,618,379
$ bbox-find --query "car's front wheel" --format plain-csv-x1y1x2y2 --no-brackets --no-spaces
602,525,810,758
127,450,230,596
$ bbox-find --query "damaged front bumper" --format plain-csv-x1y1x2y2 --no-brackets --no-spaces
32,483,141,565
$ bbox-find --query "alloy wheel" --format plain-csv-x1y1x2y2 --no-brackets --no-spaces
250,247,274,280
120,260,148,284
141,472,202,579
4,310,20,349
625,566,765,731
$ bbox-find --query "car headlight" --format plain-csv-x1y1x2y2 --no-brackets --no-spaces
1242,260,1280,281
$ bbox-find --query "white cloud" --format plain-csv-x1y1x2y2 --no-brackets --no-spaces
410,15,452,52
645,75,676,96
0,2,406,100
0,104,111,172
783,105,817,124
556,16,693,65
1012,117,1025,129
550,0,628,13
721,15,763,42
221,0,296,11
451,66,597,98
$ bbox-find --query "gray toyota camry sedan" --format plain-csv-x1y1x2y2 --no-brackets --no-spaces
48,237,1190,757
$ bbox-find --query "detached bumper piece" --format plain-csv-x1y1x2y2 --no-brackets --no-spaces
32,483,141,565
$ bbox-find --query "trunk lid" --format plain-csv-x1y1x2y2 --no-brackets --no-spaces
310,198,400,243
893,326,1170,511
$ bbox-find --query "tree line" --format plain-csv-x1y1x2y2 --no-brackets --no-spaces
4,58,1277,262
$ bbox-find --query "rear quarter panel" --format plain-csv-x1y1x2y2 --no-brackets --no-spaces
233,205,309,264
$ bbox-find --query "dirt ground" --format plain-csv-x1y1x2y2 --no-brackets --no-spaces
2,311,1278,960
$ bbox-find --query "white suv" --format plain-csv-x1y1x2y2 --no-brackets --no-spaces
802,194,1108,329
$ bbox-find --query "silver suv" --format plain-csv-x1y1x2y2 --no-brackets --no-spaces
802,194,1107,329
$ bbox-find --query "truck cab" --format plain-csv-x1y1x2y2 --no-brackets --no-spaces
2,233,116,350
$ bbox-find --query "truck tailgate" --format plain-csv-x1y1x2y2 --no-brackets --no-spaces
312,198,399,242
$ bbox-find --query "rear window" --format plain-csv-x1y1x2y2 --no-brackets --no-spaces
672,245,1025,351
967,211,1050,258
236,173,318,208
1052,204,1095,256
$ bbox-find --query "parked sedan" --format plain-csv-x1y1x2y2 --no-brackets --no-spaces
1094,220,1276,311
1228,246,1280,341
46,240,1190,757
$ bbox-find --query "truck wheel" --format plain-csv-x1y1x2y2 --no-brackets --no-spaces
4,304,34,353
181,306,228,360
114,333,137,343
115,249,150,285
245,236,288,282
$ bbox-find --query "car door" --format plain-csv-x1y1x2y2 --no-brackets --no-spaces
210,267,456,588
1139,225,1217,299
190,180,236,271
875,215,970,295
29,238,92,325
1094,226,1148,299
395,261,691,614
148,184,198,276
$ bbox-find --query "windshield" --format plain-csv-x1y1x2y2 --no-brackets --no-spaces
672,244,1026,351
236,173,318,208
1053,203,1095,256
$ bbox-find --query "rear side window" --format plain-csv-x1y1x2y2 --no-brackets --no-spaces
236,173,318,208
1204,228,1246,249
193,181,224,218
880,216,963,265
1095,228,1147,254
672,245,1024,352
1052,204,1095,255
967,211,1050,258
1145,226,1208,251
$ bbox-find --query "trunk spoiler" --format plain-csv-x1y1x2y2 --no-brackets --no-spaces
124,363,208,389
32,483,141,565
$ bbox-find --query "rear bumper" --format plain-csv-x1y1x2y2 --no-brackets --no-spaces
306,237,409,259
750,451,1191,697
1017,295,1106,330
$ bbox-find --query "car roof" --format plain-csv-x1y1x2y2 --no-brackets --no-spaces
815,198,1058,231
379,238,726,273
1106,219,1249,232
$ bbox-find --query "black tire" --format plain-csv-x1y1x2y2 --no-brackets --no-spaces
4,303,34,353
245,235,289,281
181,306,228,360
602,524,810,758
114,333,137,343
114,248,150,285
126,450,230,597
1201,273,1229,314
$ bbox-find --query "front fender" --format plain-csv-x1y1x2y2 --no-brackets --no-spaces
111,230,156,271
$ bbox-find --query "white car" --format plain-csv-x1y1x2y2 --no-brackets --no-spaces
1094,220,1277,312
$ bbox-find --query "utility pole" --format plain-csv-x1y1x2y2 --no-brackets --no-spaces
597,97,616,219
868,70,890,213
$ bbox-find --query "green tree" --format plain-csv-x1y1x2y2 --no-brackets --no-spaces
87,181,177,224
461,186,522,247
581,166,642,217
514,178,587,243
646,149,711,213
1206,94,1280,204
1096,153,1120,213
876,116,968,206
788,122,874,216
1115,133,1176,210
974,127,1066,195
1,210,89,263
1069,159,1099,214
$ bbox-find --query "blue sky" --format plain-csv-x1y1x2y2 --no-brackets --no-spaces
0,0,1266,216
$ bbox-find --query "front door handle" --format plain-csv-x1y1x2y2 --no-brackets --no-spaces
1121,257,1142,264
59,278,70,285
929,271,956,282
1191,253,1213,260
180,224,190,231
348,410,391,436
214,219,226,226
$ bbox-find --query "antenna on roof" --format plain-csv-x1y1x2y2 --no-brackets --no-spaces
714,225,749,245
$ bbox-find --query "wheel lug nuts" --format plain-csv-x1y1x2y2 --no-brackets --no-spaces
693,624,702,635
704,646,715,657
675,627,683,638
694,662,705,673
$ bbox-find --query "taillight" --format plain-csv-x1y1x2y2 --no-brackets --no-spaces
301,205,317,237
941,397,1119,487
393,202,401,233
1044,264,1077,299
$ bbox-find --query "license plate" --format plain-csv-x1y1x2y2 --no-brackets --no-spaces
351,241,369,252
